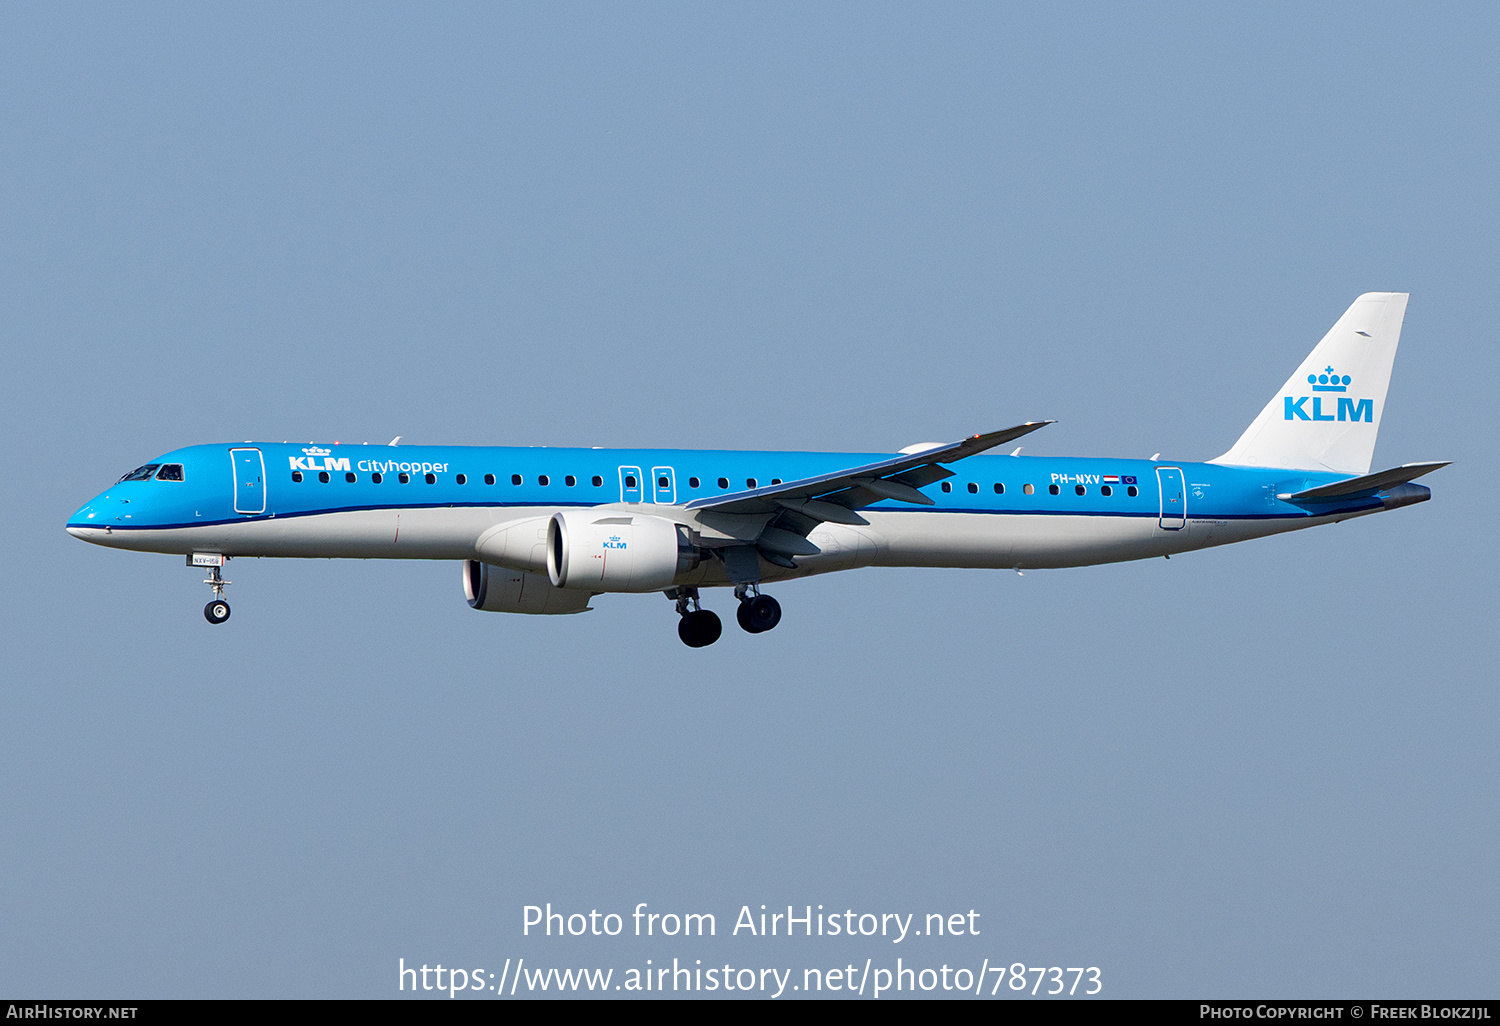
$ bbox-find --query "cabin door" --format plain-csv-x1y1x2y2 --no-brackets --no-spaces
230,448,266,515
618,466,643,503
1156,466,1185,530
651,466,676,504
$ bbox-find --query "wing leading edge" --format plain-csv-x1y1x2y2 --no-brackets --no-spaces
683,421,1053,523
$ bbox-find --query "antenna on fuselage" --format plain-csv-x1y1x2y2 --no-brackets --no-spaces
388,436,401,446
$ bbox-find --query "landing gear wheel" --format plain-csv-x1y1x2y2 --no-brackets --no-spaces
204,600,231,625
738,594,781,634
677,609,722,648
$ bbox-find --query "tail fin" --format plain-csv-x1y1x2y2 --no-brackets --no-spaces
1212,293,1408,475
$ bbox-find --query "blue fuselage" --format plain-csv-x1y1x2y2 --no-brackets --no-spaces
67,442,1415,574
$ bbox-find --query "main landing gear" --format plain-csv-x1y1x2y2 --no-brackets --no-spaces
671,588,722,648
192,554,232,625
666,586,784,647
735,585,781,635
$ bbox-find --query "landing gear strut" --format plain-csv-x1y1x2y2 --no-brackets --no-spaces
669,588,722,648
192,554,232,625
734,584,781,634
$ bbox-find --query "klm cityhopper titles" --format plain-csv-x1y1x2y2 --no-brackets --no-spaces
67,294,1446,647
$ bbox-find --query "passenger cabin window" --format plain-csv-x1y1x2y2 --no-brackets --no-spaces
346,472,357,483
484,474,495,485
1101,485,1112,496
968,482,978,494
511,474,522,485
424,473,435,484
372,472,383,484
718,477,729,489
155,464,184,482
1127,485,1139,497
689,477,700,488
592,476,603,487
120,464,159,482
1075,484,1086,495
539,475,549,486
1023,483,1035,495
658,476,669,488
1049,484,1060,495
291,471,303,483
625,475,636,488
456,474,467,485
994,483,1005,494
941,482,952,493
746,478,757,488
319,471,330,483
398,472,410,484
772,478,782,485
565,475,576,487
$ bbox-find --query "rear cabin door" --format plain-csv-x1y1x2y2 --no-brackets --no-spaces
230,448,266,514
1156,466,1185,530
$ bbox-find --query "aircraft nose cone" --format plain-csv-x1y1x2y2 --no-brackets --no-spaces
65,521,113,546
66,501,109,542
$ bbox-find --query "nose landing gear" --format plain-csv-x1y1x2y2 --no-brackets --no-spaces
191,554,232,625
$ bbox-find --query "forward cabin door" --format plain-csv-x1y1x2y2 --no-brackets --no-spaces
230,448,266,514
1156,466,1185,530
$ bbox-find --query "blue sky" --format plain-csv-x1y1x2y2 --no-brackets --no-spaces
3,2,1495,998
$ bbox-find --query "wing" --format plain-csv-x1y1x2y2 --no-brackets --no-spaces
684,421,1052,526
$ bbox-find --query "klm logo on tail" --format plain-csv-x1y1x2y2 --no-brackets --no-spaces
1284,366,1373,423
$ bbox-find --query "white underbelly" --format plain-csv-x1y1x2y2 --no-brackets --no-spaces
864,510,1164,569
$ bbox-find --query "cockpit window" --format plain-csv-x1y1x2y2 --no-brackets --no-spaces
155,464,185,481
120,464,160,482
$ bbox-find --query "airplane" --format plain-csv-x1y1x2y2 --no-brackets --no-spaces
66,293,1446,647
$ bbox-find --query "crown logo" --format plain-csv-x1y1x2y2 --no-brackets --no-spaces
302,446,332,456
1307,366,1350,393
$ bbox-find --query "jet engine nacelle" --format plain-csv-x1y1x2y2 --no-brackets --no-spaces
547,510,697,592
463,559,593,615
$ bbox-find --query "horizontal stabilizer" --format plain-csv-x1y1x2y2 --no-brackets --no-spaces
1278,461,1450,502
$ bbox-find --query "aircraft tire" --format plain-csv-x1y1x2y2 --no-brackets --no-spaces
678,609,722,647
204,600,231,625
741,594,781,634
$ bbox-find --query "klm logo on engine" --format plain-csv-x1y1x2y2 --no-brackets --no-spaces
288,446,352,473
603,534,627,550
1284,366,1373,423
